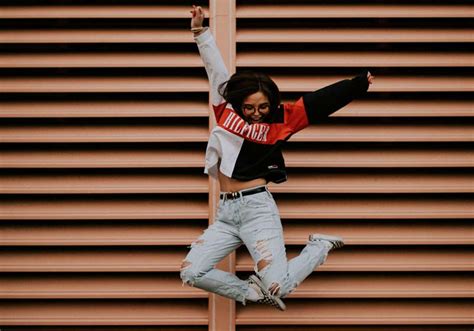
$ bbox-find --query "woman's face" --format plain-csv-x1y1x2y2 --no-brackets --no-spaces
241,91,271,124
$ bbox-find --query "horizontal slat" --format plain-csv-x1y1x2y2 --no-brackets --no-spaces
270,173,474,193
0,247,185,272
1,149,471,168
291,124,473,142
1,219,471,246
0,5,198,19
0,221,205,246
0,196,471,220
1,273,471,299
2,51,472,68
239,327,473,331
321,100,474,117
0,299,460,326
1,172,470,194
0,124,209,143
280,220,474,245
2,123,471,143
238,51,473,67
0,274,206,299
0,100,209,118
0,149,205,168
0,173,208,194
274,197,472,219
237,28,473,43
237,246,474,271
2,4,472,21
0,247,471,272
0,299,208,325
236,299,473,324
3,5,471,19
1,100,471,118
0,76,208,93
0,198,208,220
2,76,472,93
284,149,473,168
0,52,202,68
272,76,474,93
237,5,474,18
0,29,192,44
285,273,474,298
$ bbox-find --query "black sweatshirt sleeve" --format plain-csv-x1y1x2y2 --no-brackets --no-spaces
302,70,370,123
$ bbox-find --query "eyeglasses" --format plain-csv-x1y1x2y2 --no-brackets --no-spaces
242,103,270,114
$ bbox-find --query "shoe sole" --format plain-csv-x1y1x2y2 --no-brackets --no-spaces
249,275,286,311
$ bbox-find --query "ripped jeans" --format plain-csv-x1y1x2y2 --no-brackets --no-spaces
180,185,330,305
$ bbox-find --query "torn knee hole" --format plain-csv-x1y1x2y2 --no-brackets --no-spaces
180,260,192,271
255,239,273,272
180,260,194,287
269,282,281,296
257,258,271,272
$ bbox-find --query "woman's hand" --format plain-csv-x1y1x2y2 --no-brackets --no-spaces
190,5,205,29
367,71,375,85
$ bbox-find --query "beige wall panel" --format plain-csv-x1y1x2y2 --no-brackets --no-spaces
2,273,471,299
271,172,474,193
0,198,208,220
236,246,473,272
2,123,472,143
1,100,471,118
0,52,203,68
0,173,208,194
0,273,206,299
0,149,205,168
0,124,209,143
1,219,471,246
238,51,473,67
237,4,474,18
304,100,473,117
0,76,209,93
0,100,209,118
236,299,472,324
1,0,472,329
5,172,471,195
0,299,209,325
0,30,195,43
238,327,471,331
237,28,472,43
0,221,206,246
0,5,198,19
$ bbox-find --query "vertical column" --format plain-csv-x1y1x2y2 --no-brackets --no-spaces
208,0,236,331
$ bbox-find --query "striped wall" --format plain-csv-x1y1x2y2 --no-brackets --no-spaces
0,1,472,330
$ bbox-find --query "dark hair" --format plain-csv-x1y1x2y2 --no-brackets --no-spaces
218,70,280,121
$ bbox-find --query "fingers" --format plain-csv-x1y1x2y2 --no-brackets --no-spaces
190,5,204,17
190,5,196,17
366,71,375,84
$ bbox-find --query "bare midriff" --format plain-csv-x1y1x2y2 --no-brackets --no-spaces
218,170,266,192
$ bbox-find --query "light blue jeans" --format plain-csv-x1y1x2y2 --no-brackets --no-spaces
180,185,330,305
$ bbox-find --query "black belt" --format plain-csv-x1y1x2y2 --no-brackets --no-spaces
220,186,267,200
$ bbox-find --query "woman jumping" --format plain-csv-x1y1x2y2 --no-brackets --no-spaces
180,5,375,311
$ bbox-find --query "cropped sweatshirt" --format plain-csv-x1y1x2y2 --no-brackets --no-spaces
194,27,370,184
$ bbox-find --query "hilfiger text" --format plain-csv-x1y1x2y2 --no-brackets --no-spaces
221,111,270,143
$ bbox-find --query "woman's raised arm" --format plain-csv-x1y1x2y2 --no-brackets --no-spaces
301,70,374,123
190,5,230,107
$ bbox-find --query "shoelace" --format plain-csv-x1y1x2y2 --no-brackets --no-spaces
247,276,285,311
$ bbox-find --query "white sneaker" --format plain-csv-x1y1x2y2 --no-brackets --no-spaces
247,275,286,311
309,233,344,252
